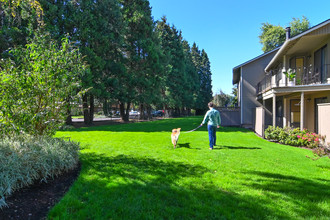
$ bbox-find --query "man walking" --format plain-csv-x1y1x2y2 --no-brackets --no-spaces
201,102,221,150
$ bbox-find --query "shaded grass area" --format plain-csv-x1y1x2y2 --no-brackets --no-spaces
50,117,330,219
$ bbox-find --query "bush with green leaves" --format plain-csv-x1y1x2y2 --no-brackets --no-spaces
0,33,87,136
311,145,330,159
0,134,80,208
265,126,324,148
265,126,329,159
264,126,282,141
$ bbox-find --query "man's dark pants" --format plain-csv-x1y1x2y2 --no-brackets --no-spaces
207,125,217,149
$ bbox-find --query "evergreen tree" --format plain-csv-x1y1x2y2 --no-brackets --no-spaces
156,16,187,117
0,0,43,56
231,84,238,107
191,43,203,112
1,0,208,123
181,40,199,114
200,49,213,109
40,0,125,125
120,0,163,121
191,43,213,114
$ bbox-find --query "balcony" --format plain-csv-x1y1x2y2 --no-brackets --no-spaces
257,64,330,94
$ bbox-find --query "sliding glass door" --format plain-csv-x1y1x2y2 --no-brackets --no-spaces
314,45,327,83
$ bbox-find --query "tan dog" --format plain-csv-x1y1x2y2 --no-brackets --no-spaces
171,128,181,148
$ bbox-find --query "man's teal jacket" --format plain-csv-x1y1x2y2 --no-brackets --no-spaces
202,108,221,126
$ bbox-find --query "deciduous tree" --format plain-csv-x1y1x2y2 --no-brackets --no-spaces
0,34,87,135
259,16,311,53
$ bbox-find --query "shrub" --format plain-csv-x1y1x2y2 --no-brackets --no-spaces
0,135,80,208
311,144,330,159
265,126,282,141
265,126,325,149
0,33,87,136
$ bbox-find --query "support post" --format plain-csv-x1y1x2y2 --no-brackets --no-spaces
283,98,287,127
273,93,276,126
300,92,304,130
283,55,287,86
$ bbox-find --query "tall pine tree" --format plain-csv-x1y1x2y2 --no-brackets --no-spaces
191,43,213,114
119,0,163,121
182,40,199,114
156,16,187,117
40,0,125,124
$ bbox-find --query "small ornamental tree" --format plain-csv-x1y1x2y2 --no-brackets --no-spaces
0,33,87,136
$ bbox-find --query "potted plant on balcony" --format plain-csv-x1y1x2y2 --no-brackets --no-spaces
283,68,296,86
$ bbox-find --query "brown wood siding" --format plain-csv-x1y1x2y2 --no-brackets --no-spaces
307,23,330,36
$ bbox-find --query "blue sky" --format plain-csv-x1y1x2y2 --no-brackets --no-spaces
149,0,330,95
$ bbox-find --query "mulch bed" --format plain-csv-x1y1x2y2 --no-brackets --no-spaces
0,164,81,220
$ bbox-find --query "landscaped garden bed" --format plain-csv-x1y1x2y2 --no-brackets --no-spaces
0,135,80,209
265,126,330,159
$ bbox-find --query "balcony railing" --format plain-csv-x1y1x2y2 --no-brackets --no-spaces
257,74,272,94
300,64,329,85
257,64,330,94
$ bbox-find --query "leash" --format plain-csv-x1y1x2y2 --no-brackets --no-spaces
183,125,202,133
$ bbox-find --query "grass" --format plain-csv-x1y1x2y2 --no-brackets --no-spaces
50,116,330,219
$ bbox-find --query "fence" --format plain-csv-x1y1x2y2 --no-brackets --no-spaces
318,103,330,144
217,107,240,127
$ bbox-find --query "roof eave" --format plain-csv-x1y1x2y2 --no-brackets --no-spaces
264,19,330,72
233,47,280,71
264,40,290,72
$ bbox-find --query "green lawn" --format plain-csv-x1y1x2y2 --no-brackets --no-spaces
50,116,330,219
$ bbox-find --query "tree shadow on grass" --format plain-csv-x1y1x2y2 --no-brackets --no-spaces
48,153,315,219
212,146,261,150
241,171,330,218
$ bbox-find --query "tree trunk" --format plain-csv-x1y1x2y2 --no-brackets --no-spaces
177,108,181,117
165,105,170,118
89,94,94,124
119,102,125,120
139,104,144,120
147,105,152,120
65,99,73,125
120,102,130,122
180,107,184,116
83,94,90,125
103,99,109,116
125,102,131,121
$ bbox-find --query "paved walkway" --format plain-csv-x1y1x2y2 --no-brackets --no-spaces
72,117,121,122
